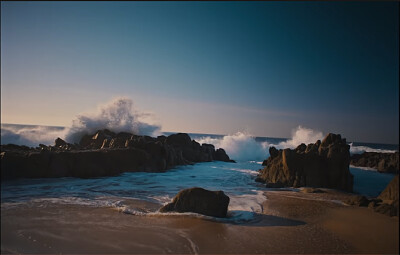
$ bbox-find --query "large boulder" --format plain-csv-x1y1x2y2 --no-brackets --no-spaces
378,175,399,201
257,133,353,192
213,148,236,163
54,138,67,147
159,187,230,218
373,176,399,216
165,133,192,147
350,152,399,174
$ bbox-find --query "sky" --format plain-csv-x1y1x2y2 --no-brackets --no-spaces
1,1,399,144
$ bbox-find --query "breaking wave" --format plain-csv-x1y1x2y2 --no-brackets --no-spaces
197,126,325,162
1,97,162,146
64,97,161,143
349,143,398,154
0,124,67,147
277,126,323,149
198,132,269,161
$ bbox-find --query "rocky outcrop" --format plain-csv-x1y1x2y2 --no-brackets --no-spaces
350,152,399,174
378,175,399,201
214,148,236,163
343,175,399,217
159,187,230,218
1,130,235,180
257,133,353,192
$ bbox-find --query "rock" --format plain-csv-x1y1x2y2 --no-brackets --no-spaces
269,147,279,158
1,130,236,180
300,187,326,193
367,198,382,209
159,187,230,218
345,195,370,207
266,182,284,188
213,148,236,163
108,137,127,149
376,175,399,216
350,152,399,174
257,133,353,192
55,138,67,147
165,133,192,147
378,175,399,201
373,202,398,217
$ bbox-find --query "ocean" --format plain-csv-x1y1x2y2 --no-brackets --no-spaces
1,123,398,222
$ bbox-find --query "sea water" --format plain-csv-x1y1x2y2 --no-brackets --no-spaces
1,124,398,221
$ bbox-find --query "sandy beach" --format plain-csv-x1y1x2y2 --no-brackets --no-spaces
1,189,398,254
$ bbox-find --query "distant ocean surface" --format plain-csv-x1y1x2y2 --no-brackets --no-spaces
1,123,398,222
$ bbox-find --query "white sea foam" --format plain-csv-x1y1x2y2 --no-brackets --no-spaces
65,97,161,143
1,97,162,146
0,124,67,147
349,143,398,154
226,167,259,176
197,126,324,162
350,165,378,171
273,126,323,149
198,132,269,161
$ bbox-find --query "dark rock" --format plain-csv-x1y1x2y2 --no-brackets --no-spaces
269,147,279,159
0,144,31,152
367,198,382,209
373,202,398,217
350,152,399,174
266,182,284,188
55,138,67,147
295,143,307,153
214,148,236,163
378,175,399,201
345,195,370,207
257,133,353,192
165,133,192,147
157,135,167,143
109,137,127,149
300,187,326,193
159,187,230,218
1,129,236,180
255,176,265,183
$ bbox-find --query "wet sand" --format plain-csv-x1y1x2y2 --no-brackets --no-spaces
1,190,398,254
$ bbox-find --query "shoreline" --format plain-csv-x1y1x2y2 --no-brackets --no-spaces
2,189,398,254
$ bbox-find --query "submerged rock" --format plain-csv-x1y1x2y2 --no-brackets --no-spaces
257,133,353,192
159,187,230,218
350,152,399,174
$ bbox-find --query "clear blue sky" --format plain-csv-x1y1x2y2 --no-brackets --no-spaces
1,1,399,144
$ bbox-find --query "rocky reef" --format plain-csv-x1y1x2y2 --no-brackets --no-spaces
159,187,230,218
256,133,353,192
350,152,399,174
1,130,234,180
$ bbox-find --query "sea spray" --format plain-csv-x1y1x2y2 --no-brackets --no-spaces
0,124,66,147
0,97,162,146
277,126,323,149
196,126,325,162
65,97,161,143
198,132,269,161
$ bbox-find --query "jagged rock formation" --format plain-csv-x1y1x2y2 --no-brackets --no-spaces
1,130,234,180
257,133,353,192
159,187,230,218
350,152,399,174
